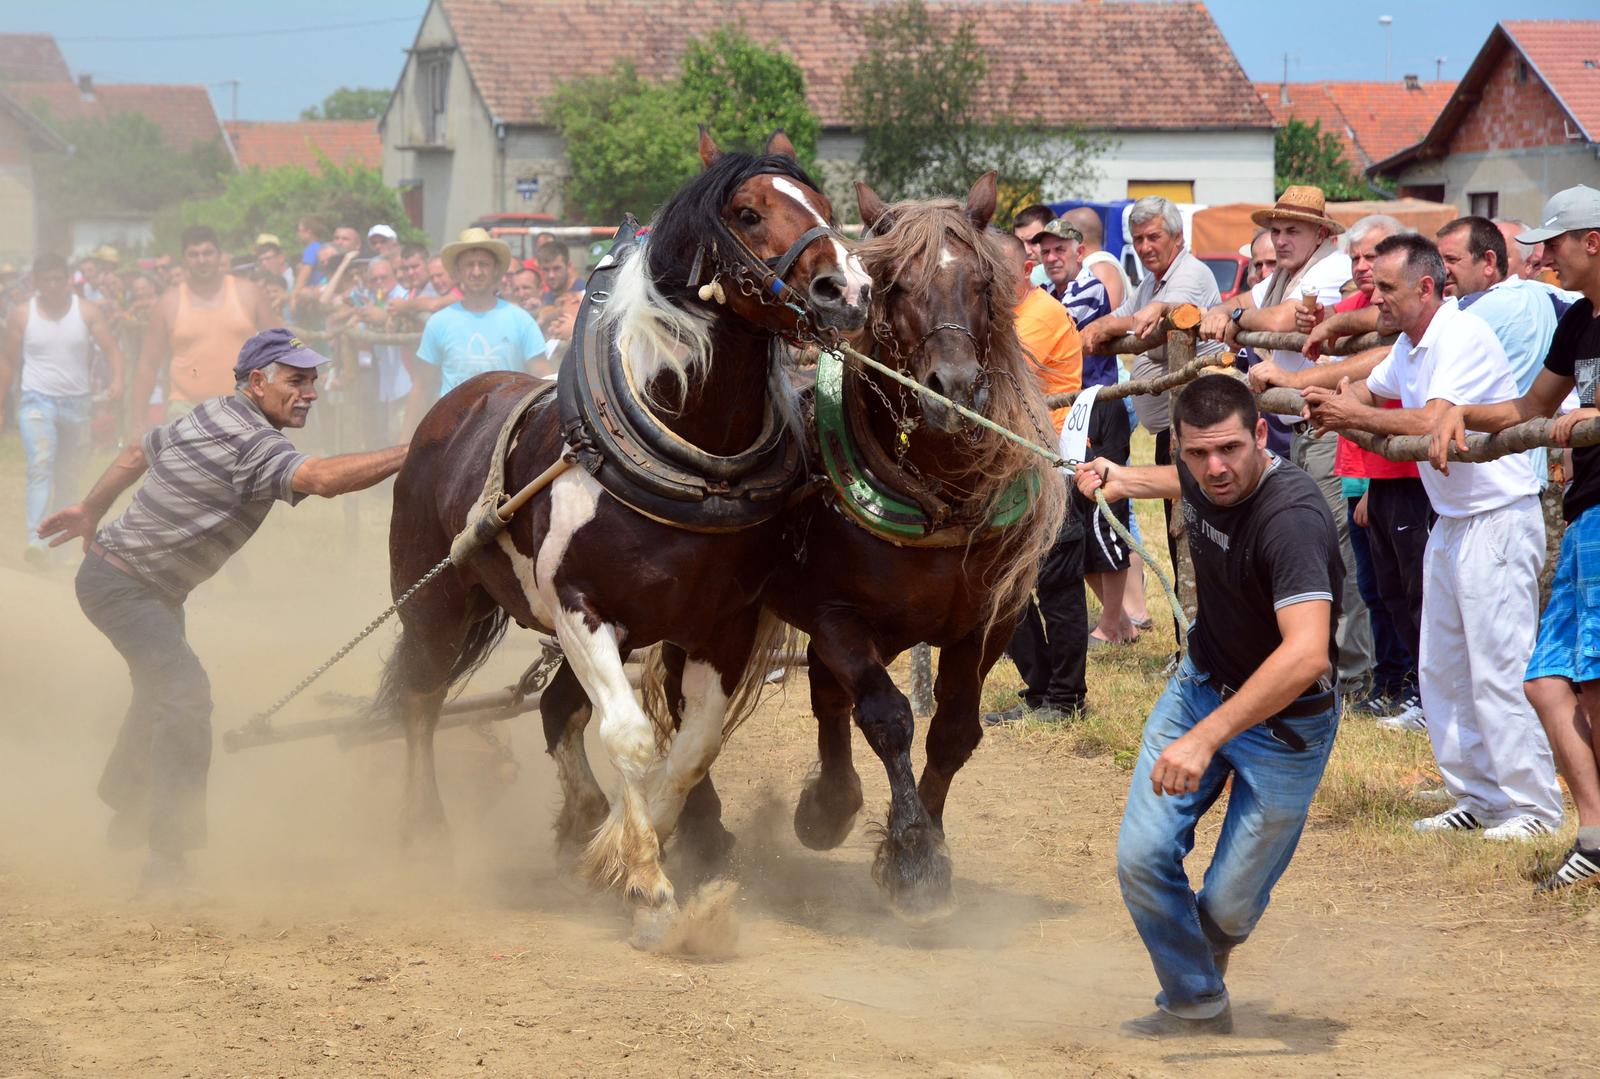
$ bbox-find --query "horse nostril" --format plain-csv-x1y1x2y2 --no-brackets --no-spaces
809,272,845,306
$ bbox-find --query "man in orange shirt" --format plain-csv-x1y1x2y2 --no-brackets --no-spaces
986,234,1089,725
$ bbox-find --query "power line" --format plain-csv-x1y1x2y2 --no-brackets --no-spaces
57,15,417,44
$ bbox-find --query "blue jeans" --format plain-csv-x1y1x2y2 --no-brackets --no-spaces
1348,497,1414,696
76,554,213,855
18,390,92,545
1117,655,1339,1018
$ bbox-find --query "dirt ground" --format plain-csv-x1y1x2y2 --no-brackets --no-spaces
2,472,1597,1078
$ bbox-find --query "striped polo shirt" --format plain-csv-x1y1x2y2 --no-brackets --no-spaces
98,392,307,596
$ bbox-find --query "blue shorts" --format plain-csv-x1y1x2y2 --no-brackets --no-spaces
1527,505,1600,685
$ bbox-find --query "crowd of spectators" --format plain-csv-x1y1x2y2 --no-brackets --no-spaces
0,221,588,564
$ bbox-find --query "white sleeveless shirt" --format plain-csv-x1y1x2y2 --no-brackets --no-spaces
21,295,94,397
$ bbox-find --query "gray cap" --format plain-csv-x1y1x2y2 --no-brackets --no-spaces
1517,185,1600,243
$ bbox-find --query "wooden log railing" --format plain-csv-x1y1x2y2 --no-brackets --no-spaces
1234,330,1396,357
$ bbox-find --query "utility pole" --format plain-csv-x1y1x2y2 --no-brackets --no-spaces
1435,56,1447,81
210,79,240,121
1379,15,1393,80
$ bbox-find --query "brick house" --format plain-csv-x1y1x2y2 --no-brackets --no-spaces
379,0,1275,244
1369,21,1600,222
1256,77,1455,178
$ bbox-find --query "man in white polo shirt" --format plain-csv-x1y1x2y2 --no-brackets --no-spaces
1305,234,1560,838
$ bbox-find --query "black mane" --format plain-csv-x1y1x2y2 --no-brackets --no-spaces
644,150,825,305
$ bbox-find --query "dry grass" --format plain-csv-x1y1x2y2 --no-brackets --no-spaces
979,467,1600,916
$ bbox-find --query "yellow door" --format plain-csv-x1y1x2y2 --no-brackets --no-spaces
1127,180,1195,203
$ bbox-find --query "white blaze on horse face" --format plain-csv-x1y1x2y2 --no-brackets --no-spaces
645,658,730,835
769,176,872,308
938,244,956,269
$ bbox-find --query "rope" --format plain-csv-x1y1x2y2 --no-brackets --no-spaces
831,343,1189,642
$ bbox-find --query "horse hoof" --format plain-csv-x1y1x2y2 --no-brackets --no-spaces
871,825,956,926
793,769,863,851
631,880,741,956
628,902,679,952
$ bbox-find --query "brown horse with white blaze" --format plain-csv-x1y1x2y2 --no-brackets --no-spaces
378,131,869,948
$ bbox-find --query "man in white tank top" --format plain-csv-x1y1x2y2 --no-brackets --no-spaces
0,253,124,563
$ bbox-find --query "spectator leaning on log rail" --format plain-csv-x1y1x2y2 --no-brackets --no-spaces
1202,186,1372,698
134,226,279,429
1076,375,1341,1040
404,229,547,432
1303,233,1562,841
1429,186,1600,890
1079,196,1223,604
35,329,408,892
1252,214,1424,727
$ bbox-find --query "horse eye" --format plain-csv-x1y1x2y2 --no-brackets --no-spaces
738,208,761,226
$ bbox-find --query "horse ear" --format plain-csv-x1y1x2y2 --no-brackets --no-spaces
698,125,723,169
856,181,890,231
766,130,797,160
965,171,998,231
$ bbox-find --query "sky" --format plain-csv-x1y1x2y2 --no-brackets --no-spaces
6,0,1597,123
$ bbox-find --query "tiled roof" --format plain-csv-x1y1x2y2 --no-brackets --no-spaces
6,81,227,152
225,120,382,171
0,34,70,83
437,0,1272,131
1255,80,1455,169
1503,20,1600,140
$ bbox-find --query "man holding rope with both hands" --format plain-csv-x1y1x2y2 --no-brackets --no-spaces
1078,374,1341,1038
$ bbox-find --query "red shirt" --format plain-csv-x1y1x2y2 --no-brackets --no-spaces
1331,291,1418,481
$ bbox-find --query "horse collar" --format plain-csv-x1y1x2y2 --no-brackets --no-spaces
557,217,803,534
812,349,1035,547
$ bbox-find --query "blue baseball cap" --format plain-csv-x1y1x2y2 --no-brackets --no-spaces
234,328,330,380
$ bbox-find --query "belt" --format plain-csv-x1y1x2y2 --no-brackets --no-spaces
88,540,142,580
1216,682,1337,752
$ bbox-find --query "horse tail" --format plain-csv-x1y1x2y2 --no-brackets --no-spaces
636,610,799,752
370,607,513,724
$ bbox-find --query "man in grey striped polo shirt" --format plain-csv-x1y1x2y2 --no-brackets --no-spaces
38,328,407,889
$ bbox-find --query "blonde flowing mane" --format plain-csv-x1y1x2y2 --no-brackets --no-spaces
856,198,1067,629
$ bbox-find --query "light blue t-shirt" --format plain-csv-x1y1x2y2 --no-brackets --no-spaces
416,299,547,394
1457,278,1577,488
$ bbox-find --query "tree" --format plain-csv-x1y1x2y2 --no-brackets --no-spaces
844,0,1105,224
154,156,420,255
549,26,821,223
1274,118,1371,201
300,86,391,121
32,110,231,220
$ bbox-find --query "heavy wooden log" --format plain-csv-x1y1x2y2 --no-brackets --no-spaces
1255,386,1600,462
1048,349,1231,410
1234,330,1395,357
1097,303,1203,357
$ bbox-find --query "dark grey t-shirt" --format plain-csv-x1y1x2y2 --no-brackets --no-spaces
1179,452,1342,693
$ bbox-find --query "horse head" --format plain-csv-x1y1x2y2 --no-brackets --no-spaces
660,129,869,337
855,173,1004,435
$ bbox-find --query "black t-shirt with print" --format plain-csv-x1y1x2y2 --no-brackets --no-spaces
1542,297,1600,522
1179,453,1343,694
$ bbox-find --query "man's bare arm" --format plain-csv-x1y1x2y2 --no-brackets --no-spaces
1074,459,1181,501
291,445,408,498
37,442,149,549
131,296,174,430
1249,346,1390,393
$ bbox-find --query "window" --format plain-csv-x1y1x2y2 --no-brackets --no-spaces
419,51,450,144
1400,183,1446,203
1469,191,1499,218
1127,180,1195,203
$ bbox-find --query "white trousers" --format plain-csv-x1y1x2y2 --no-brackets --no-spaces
1419,496,1562,825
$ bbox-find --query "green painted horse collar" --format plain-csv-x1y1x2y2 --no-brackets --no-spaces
812,348,1036,547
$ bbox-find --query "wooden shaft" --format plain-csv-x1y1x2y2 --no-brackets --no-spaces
1234,330,1394,356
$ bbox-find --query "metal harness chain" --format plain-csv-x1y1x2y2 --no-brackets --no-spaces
830,341,1187,646
236,551,456,739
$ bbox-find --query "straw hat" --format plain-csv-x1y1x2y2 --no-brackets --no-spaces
1251,185,1344,235
90,244,121,265
441,227,512,278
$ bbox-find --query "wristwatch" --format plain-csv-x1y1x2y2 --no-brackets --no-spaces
1229,307,1245,325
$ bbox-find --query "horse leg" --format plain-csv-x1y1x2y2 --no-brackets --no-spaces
793,643,864,850
917,626,1009,826
660,642,737,877
388,615,459,858
541,659,609,859
811,619,954,924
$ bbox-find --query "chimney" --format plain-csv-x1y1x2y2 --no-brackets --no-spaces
1279,83,1290,105
1403,73,1420,91
77,73,94,100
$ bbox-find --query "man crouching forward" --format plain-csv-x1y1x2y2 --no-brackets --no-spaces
1077,375,1342,1038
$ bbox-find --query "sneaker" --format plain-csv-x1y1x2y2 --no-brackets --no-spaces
1030,704,1084,725
1534,844,1600,894
1413,807,1481,833
1120,1004,1233,1039
981,705,1025,727
1354,689,1393,716
1377,692,1421,721
1377,697,1426,732
1482,814,1556,842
